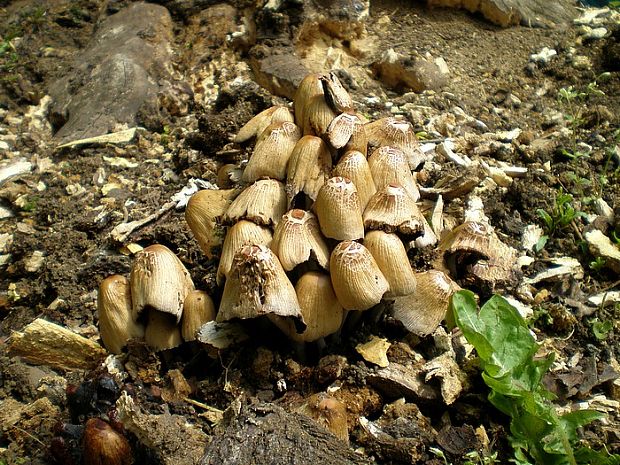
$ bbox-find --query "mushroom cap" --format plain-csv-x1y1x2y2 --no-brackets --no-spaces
363,183,424,236
333,150,376,210
223,179,287,227
314,176,364,241
364,230,416,298
181,290,216,342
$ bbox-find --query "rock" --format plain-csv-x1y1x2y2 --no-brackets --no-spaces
427,0,577,27
8,318,107,371
372,49,449,92
116,392,207,465
49,3,191,143
249,51,311,100
358,401,436,463
367,363,439,401
584,229,620,273
530,47,557,64
200,401,372,465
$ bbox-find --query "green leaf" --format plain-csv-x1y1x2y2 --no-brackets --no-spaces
451,290,494,361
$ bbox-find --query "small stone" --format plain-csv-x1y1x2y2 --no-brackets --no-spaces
572,55,592,70
24,250,45,272
356,336,391,368
586,27,608,40
530,47,557,64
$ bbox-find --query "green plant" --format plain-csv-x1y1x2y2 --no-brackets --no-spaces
536,188,583,237
589,256,606,272
590,318,613,341
463,450,498,465
557,82,605,161
451,290,619,465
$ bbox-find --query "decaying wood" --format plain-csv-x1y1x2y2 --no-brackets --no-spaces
8,318,107,371
200,402,372,465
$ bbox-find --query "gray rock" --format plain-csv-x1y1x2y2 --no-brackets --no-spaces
372,49,449,92
49,3,191,143
427,0,577,27
249,52,311,100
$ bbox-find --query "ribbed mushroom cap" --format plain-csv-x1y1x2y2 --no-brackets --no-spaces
234,105,294,144
242,121,302,183
303,94,337,137
223,179,287,227
276,272,344,342
217,220,273,285
368,146,420,202
294,74,323,129
130,244,195,323
217,245,305,330
98,275,145,354
365,116,425,170
330,241,388,311
391,270,460,336
363,184,424,236
286,135,332,206
185,188,237,259
314,176,364,241
326,112,365,151
363,230,416,298
333,150,376,210
144,310,183,351
270,209,329,271
181,290,216,342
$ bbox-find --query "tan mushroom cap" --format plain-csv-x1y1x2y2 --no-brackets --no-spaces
286,135,332,206
368,145,420,202
130,244,195,324
98,275,145,354
223,179,287,227
365,116,425,170
294,74,323,129
181,290,216,342
144,309,183,351
363,183,424,236
330,241,388,311
314,176,364,241
333,150,376,210
234,105,294,144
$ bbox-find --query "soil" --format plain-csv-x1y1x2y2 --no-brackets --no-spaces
0,1,619,464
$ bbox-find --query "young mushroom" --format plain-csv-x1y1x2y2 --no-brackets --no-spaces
365,116,425,170
363,184,424,237
330,241,388,311
223,179,287,228
181,290,216,342
332,150,376,210
286,135,332,208
97,275,145,354
368,145,420,202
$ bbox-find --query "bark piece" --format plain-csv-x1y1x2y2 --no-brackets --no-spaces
9,319,107,371
200,402,372,465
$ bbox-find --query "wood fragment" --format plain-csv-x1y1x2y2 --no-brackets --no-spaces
9,318,106,371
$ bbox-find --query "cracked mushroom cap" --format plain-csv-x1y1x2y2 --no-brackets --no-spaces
223,179,287,228
270,209,329,272
330,241,388,311
365,116,425,170
391,270,460,337
368,145,420,202
286,135,332,207
130,244,195,324
363,184,424,237
98,275,145,354
217,245,305,331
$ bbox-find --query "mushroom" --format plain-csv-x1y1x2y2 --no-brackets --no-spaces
242,121,302,183
332,150,376,210
144,310,183,351
297,393,349,443
234,105,294,144
181,290,216,342
368,145,420,201
330,241,388,311
314,176,364,241
365,116,425,170
363,183,424,237
294,73,323,129
286,135,332,207
223,179,287,227
82,418,132,465
97,275,145,354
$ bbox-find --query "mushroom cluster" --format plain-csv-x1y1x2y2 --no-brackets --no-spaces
97,72,515,354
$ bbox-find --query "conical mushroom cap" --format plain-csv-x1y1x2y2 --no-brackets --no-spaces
98,275,145,354
185,189,237,259
330,241,388,311
144,310,183,351
217,245,305,329
234,105,294,144
392,270,460,336
326,112,365,151
314,176,364,241
130,244,195,323
270,209,329,271
223,179,287,227
217,220,273,285
181,290,216,342
368,146,420,201
276,272,344,342
363,230,416,298
303,94,337,137
286,135,332,206
333,150,376,210
242,121,302,183
363,184,424,236
294,74,323,129
365,117,425,170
